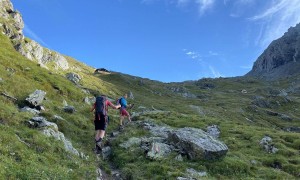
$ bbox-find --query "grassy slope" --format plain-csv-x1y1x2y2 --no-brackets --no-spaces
98,75,300,179
0,31,300,179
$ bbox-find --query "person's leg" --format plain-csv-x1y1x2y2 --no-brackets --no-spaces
95,130,101,141
120,115,124,126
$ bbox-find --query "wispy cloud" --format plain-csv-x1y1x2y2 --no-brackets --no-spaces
225,0,256,18
142,0,215,15
209,65,222,77
24,24,50,48
183,49,202,60
195,0,215,15
249,0,300,48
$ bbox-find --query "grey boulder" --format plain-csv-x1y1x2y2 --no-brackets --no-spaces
168,127,228,160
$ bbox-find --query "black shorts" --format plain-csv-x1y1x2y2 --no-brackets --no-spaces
94,114,107,131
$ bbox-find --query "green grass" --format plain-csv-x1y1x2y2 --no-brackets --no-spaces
1,27,300,180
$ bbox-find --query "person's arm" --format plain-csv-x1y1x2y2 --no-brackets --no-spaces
107,100,118,109
91,103,96,112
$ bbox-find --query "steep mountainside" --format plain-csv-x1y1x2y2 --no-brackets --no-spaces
0,0,300,179
246,23,300,79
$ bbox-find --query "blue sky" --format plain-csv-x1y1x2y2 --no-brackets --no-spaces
11,0,300,82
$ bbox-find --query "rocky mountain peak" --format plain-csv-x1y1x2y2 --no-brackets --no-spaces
246,22,300,79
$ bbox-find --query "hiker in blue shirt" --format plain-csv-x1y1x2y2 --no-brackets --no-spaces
118,93,132,130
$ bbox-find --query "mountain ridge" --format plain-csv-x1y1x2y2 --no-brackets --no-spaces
246,23,300,79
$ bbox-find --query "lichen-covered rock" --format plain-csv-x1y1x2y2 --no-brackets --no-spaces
260,136,278,154
66,72,81,84
20,106,40,115
146,142,172,160
63,106,76,113
206,125,220,138
168,127,228,160
25,90,46,107
119,137,141,149
28,116,80,156
139,120,173,138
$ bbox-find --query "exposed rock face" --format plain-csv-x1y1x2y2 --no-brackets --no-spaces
25,90,46,107
168,127,228,160
247,23,300,79
28,116,82,157
0,0,24,41
0,0,69,70
146,142,172,160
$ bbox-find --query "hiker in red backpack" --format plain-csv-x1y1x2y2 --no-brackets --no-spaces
91,95,120,152
117,93,132,130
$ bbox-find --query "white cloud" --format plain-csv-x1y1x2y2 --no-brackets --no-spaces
196,0,215,15
24,24,50,48
249,0,300,48
186,51,200,59
209,66,222,77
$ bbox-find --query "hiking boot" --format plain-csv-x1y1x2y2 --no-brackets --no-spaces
96,141,103,148
118,125,124,131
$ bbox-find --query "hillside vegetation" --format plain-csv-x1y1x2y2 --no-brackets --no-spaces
1,28,300,179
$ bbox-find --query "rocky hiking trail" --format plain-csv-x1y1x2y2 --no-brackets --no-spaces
95,110,229,180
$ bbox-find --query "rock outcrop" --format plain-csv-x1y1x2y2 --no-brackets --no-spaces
246,23,300,79
0,0,69,70
168,127,228,160
25,90,46,107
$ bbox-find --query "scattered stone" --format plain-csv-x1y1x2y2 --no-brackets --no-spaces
66,72,81,84
110,131,120,137
53,115,64,121
1,92,17,101
129,91,134,99
28,116,58,129
175,154,183,161
119,137,141,149
186,168,207,178
15,134,30,147
20,106,40,115
84,97,96,105
252,96,270,108
63,106,76,113
25,90,46,107
140,121,173,138
25,67,31,71
102,146,112,160
140,137,166,152
0,78,3,82
168,127,228,160
283,127,300,133
146,142,172,160
42,128,79,156
250,160,258,165
259,136,278,154
63,99,68,107
206,125,220,138
241,89,247,94
265,110,292,121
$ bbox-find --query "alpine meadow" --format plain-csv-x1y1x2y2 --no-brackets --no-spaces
0,0,300,179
